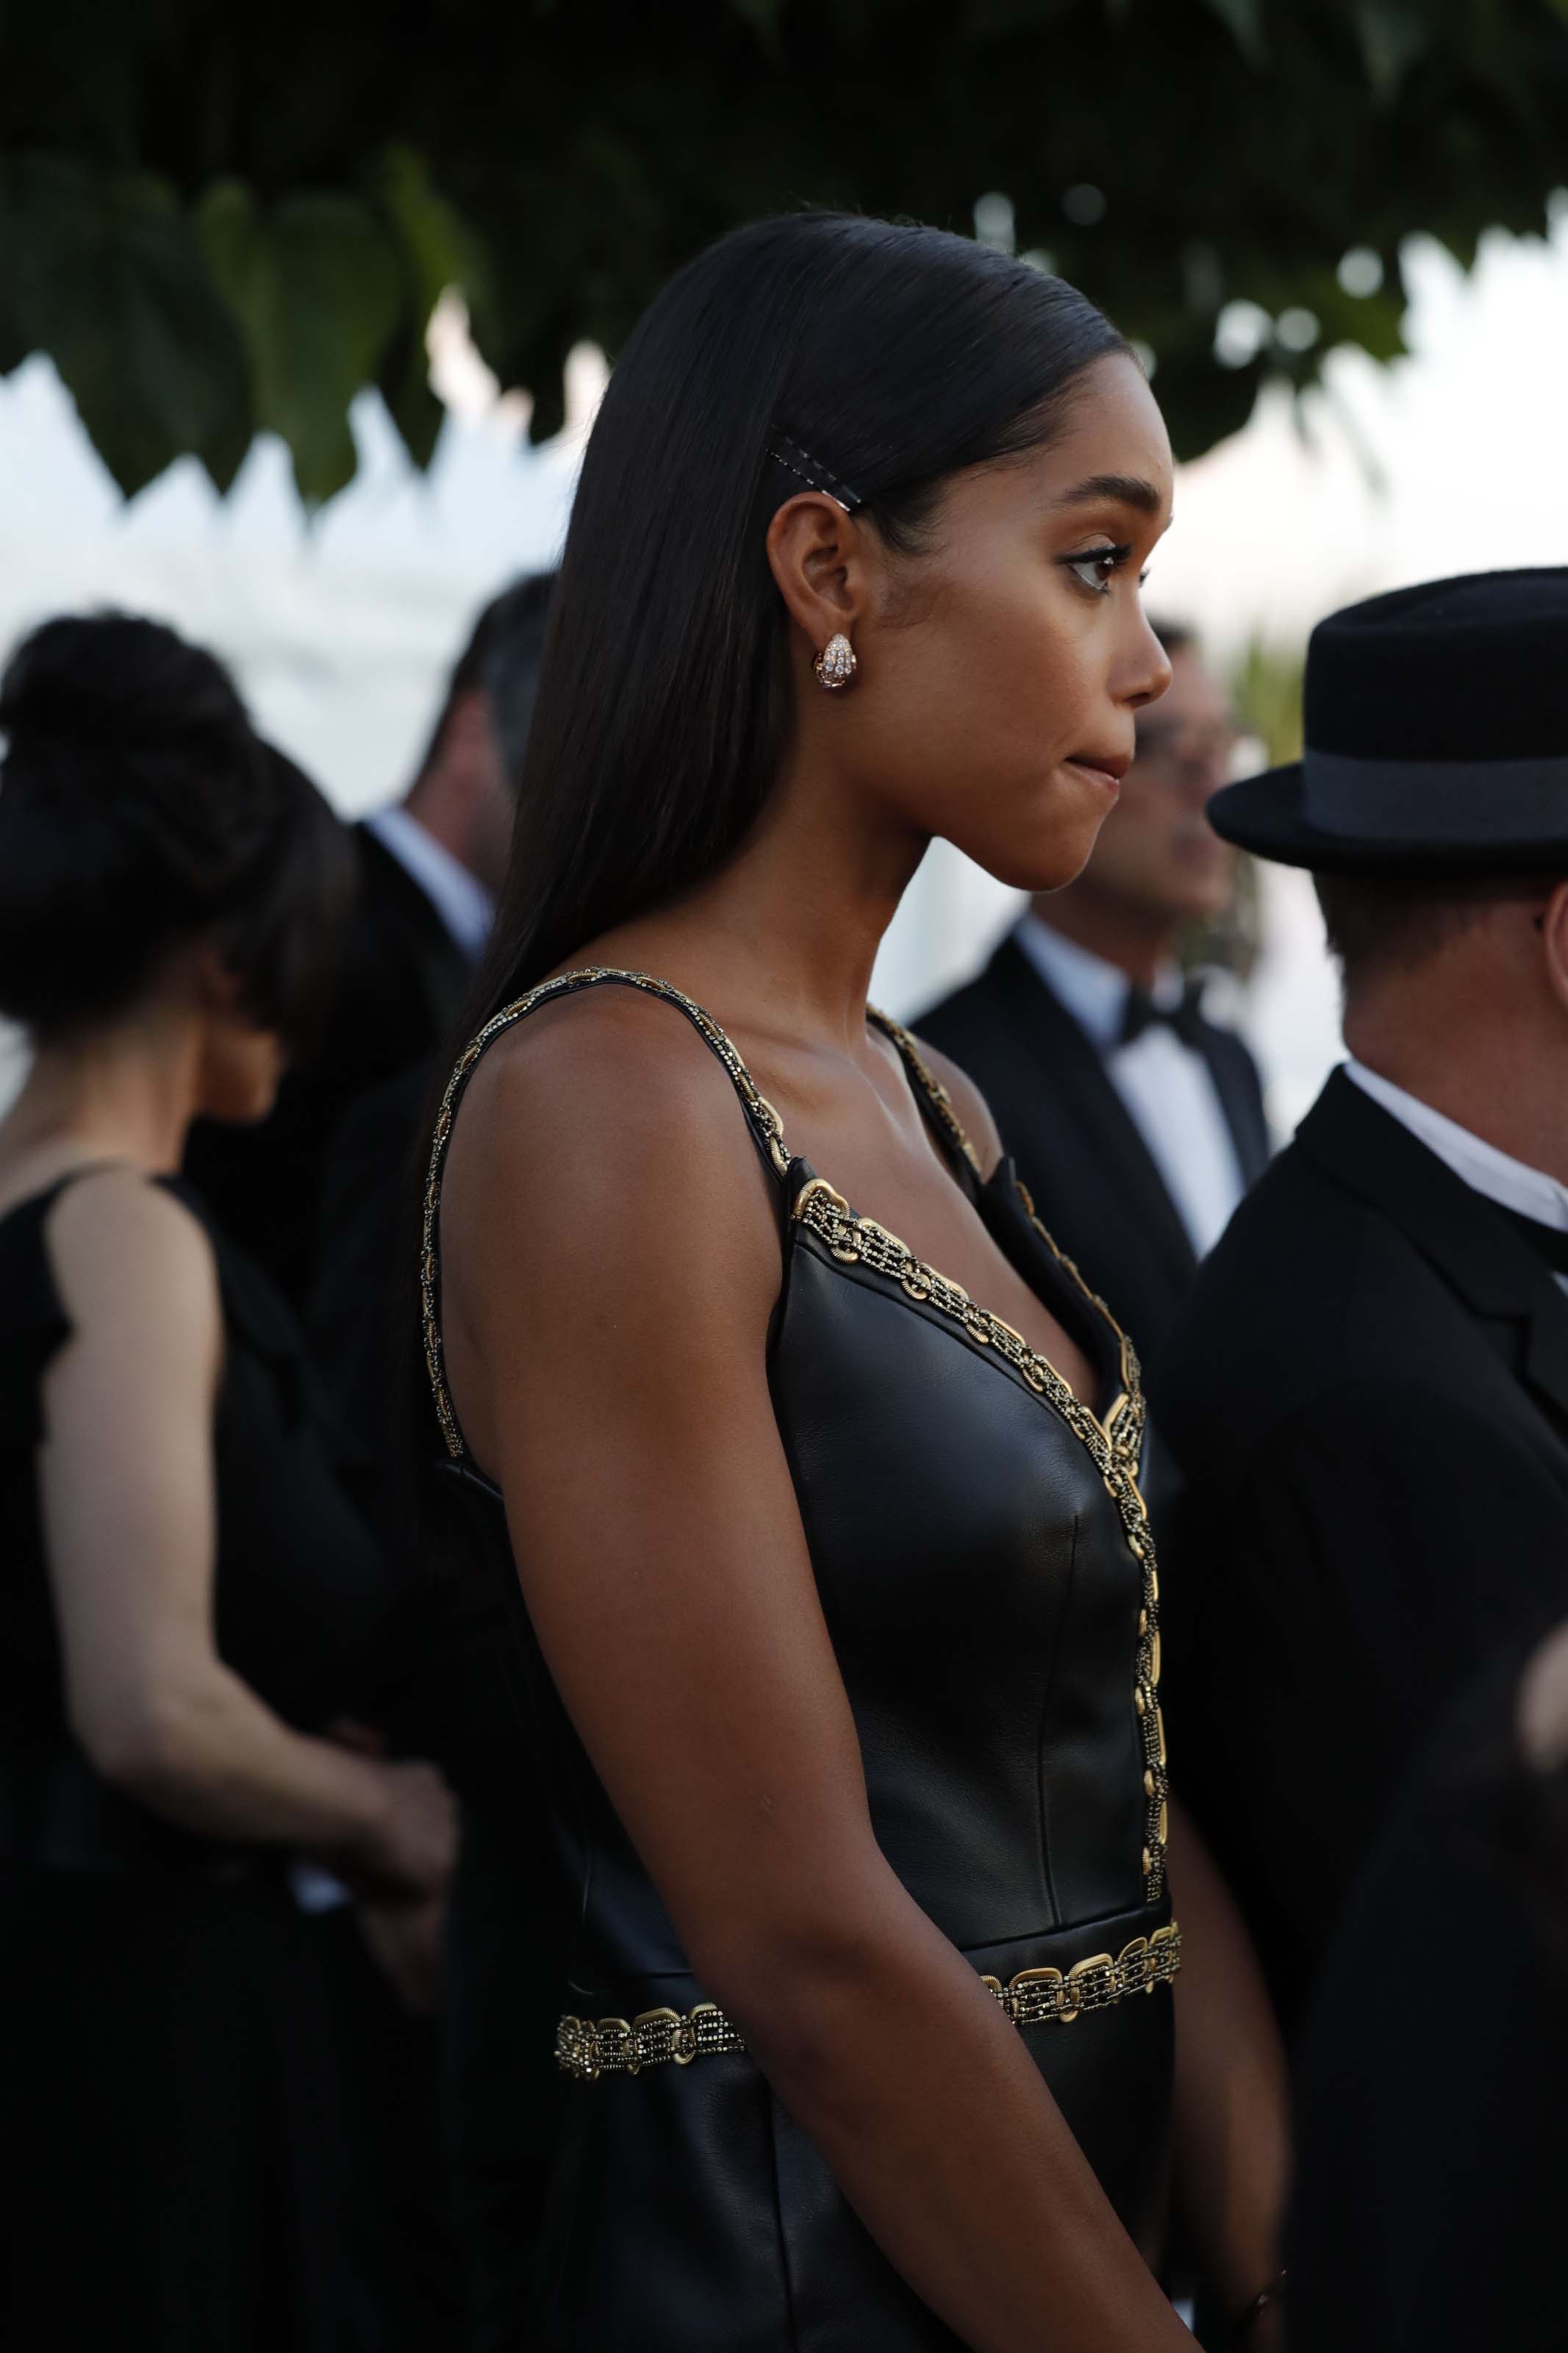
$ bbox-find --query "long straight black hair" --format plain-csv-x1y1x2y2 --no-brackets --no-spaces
469,212,1128,1024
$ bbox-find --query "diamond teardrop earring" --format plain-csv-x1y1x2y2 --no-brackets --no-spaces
813,632,857,691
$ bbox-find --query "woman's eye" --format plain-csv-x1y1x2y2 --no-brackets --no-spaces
1064,546,1132,596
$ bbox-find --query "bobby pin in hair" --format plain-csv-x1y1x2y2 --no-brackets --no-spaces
765,432,863,513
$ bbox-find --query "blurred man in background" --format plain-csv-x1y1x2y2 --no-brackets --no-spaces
1156,571,1568,2035
917,622,1270,1368
185,571,555,1314
179,572,556,2353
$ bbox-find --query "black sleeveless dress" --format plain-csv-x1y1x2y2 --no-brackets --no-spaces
420,971,1178,2351
0,1171,391,2353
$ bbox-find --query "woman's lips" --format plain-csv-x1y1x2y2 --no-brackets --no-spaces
1062,755,1127,795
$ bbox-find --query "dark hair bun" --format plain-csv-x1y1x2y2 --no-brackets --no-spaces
0,611,351,1043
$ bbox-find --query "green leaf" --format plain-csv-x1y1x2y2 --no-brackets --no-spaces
726,0,786,43
0,170,27,376
198,179,401,504
1199,0,1264,63
4,155,251,496
368,145,487,471
371,145,487,318
1353,4,1430,101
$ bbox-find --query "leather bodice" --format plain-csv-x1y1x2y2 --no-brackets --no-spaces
423,971,1170,2005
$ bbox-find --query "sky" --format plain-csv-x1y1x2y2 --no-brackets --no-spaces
1,201,1565,1121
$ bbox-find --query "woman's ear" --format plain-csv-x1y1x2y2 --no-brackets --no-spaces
190,939,248,1017
765,492,867,657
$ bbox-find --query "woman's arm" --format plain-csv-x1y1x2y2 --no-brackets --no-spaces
440,993,1192,2353
39,1173,453,1896
1167,1797,1290,2348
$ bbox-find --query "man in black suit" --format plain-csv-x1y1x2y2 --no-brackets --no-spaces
184,576,556,2350
185,571,555,1312
1155,569,1568,2032
917,624,1270,1370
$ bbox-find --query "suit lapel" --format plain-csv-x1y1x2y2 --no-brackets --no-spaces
988,938,1199,1285
1195,1024,1270,1185
357,826,473,1032
1297,1068,1568,1438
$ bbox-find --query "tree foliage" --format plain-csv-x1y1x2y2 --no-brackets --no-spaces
2,0,1565,502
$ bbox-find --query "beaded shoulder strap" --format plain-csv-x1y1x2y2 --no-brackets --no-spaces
420,968,792,1462
867,1008,985,1182
870,1009,1136,1370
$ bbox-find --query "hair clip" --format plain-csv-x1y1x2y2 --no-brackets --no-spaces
765,432,863,513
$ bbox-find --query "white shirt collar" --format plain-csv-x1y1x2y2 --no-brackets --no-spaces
365,805,495,961
1344,1059,1568,1233
1014,915,1184,1052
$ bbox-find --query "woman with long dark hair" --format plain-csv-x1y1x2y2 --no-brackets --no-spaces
420,214,1286,2348
0,614,456,2352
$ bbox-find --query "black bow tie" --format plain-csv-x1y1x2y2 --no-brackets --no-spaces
1493,1202,1568,1276
1120,980,1208,1051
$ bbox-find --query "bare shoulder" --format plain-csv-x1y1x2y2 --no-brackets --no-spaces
896,1028,1005,1180
44,1170,222,1367
440,980,782,1304
449,979,769,1185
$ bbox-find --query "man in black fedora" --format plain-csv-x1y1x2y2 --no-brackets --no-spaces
1153,568,1568,2032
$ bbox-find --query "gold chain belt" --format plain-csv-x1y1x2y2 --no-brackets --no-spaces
555,1921,1181,2083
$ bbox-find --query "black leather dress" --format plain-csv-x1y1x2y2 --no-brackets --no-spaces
420,970,1178,2351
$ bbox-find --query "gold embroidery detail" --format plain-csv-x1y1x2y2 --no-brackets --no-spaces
980,1921,1181,2023
420,973,1169,1902
420,968,791,1462
554,1999,745,2082
556,1924,1181,2082
867,1010,984,1176
1012,1176,1166,1906
793,1173,1169,1904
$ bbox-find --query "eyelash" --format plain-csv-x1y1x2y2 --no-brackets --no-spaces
1062,544,1150,598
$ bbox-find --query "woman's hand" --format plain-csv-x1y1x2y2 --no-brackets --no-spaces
1166,1800,1291,2344
338,1757,458,1903
1517,1616,1568,1770
357,1889,449,2014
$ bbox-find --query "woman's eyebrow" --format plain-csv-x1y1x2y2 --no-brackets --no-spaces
1053,473,1164,515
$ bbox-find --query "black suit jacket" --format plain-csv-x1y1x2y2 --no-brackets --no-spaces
917,931,1271,1371
185,823,474,1312
1153,1069,1568,2027
1289,1649,1568,2351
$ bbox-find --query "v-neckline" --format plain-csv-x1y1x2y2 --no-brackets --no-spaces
785,1158,1133,1450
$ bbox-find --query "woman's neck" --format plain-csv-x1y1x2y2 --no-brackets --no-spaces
603,751,926,1056
1,1005,204,1182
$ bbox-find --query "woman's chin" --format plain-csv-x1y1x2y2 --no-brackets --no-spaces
197,1074,284,1127
952,826,1107,897
946,784,1114,896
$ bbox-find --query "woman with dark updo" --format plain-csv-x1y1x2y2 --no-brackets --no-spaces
0,613,456,2352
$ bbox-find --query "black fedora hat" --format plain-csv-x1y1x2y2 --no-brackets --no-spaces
1209,568,1568,874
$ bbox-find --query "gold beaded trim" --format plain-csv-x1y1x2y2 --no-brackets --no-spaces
555,1999,747,2082
420,972,1168,1899
556,1922,1181,2082
420,968,791,1462
867,1010,986,1178
792,1175,1169,1904
1009,1176,1164,1902
981,1922,1181,2022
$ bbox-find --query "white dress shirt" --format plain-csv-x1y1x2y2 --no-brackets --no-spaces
1014,915,1247,1258
1345,1059,1568,1300
365,805,495,959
